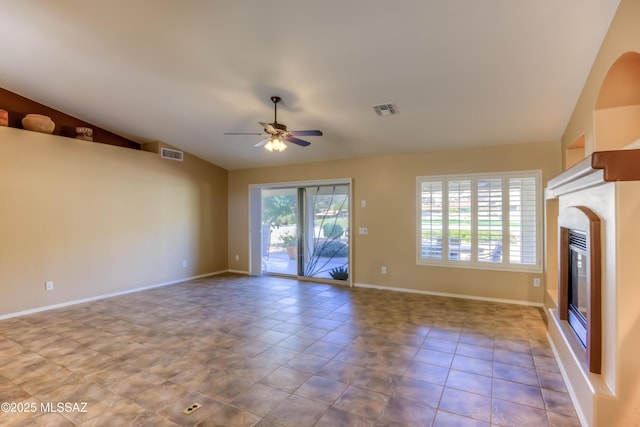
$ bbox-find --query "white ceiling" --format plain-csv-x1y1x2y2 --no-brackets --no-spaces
0,1,620,170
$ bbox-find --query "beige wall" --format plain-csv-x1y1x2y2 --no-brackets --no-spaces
562,0,640,158
229,141,562,304
0,126,228,317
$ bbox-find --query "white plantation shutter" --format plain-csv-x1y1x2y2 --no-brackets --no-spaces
419,180,443,260
448,180,471,261
477,179,503,264
417,171,541,272
509,177,537,265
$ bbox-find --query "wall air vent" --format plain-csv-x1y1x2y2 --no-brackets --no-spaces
160,147,184,161
372,102,398,117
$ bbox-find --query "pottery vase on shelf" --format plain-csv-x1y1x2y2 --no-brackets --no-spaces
0,109,8,127
75,126,93,141
22,114,55,134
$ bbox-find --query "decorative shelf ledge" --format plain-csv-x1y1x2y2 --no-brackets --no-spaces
0,86,140,150
546,149,640,199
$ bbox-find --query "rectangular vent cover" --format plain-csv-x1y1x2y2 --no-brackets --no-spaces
372,103,398,117
568,230,587,252
160,147,184,161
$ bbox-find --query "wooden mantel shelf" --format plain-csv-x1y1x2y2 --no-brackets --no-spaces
546,149,640,199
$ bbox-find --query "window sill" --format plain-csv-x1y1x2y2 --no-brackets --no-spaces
416,259,542,274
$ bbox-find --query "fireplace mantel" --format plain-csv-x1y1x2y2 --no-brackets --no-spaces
546,148,640,199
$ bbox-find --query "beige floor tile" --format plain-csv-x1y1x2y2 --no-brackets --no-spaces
229,383,290,417
439,387,492,422
0,273,580,426
446,369,492,396
433,410,490,427
378,396,437,426
492,378,545,409
314,406,374,427
333,385,389,420
294,375,348,404
265,394,329,427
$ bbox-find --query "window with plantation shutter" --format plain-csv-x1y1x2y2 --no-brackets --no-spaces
417,171,541,272
509,177,537,266
419,181,443,260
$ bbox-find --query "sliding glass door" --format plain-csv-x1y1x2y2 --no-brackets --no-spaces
256,181,350,283
302,184,349,279
261,188,298,275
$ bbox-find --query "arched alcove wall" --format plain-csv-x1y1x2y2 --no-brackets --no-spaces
565,134,585,168
594,51,640,152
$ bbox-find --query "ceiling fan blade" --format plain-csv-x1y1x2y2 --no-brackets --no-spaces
259,122,277,134
224,132,263,135
254,138,268,147
284,135,311,147
289,130,323,137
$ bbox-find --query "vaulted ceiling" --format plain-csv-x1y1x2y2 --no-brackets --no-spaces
0,1,620,170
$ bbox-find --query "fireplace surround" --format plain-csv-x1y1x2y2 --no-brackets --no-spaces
545,148,640,426
558,206,601,374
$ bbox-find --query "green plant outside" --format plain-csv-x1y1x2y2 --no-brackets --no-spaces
329,265,348,280
280,231,297,246
322,223,344,239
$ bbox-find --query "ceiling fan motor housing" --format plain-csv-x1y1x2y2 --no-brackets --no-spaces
271,122,287,132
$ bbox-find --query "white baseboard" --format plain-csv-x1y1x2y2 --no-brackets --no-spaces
225,269,250,275
546,329,588,427
353,282,543,307
0,270,227,321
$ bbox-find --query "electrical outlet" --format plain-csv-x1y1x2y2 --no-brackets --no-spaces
182,260,188,268
45,281,54,291
381,266,387,274
533,278,541,287
235,254,240,261
359,227,368,235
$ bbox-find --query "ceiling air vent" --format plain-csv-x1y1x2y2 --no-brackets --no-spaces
160,147,184,161
372,102,398,117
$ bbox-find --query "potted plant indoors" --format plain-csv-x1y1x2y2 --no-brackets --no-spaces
280,231,298,260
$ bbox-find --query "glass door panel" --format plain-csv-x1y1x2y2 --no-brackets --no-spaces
302,185,349,280
261,188,298,275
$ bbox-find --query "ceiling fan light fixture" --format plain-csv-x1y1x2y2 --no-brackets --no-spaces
264,136,287,152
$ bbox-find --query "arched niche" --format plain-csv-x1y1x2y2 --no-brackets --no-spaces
594,52,640,152
565,134,585,169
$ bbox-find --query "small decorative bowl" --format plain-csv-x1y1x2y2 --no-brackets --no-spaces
75,126,93,141
22,114,55,134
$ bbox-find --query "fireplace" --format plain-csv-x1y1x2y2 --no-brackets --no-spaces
544,148,640,425
558,206,601,374
567,230,588,346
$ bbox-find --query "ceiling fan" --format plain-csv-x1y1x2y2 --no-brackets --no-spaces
224,96,323,152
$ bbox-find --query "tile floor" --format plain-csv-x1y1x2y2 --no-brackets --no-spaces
0,274,580,426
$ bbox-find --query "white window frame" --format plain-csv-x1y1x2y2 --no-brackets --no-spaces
416,170,542,273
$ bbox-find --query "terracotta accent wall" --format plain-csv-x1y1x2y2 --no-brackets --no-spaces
0,87,140,149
